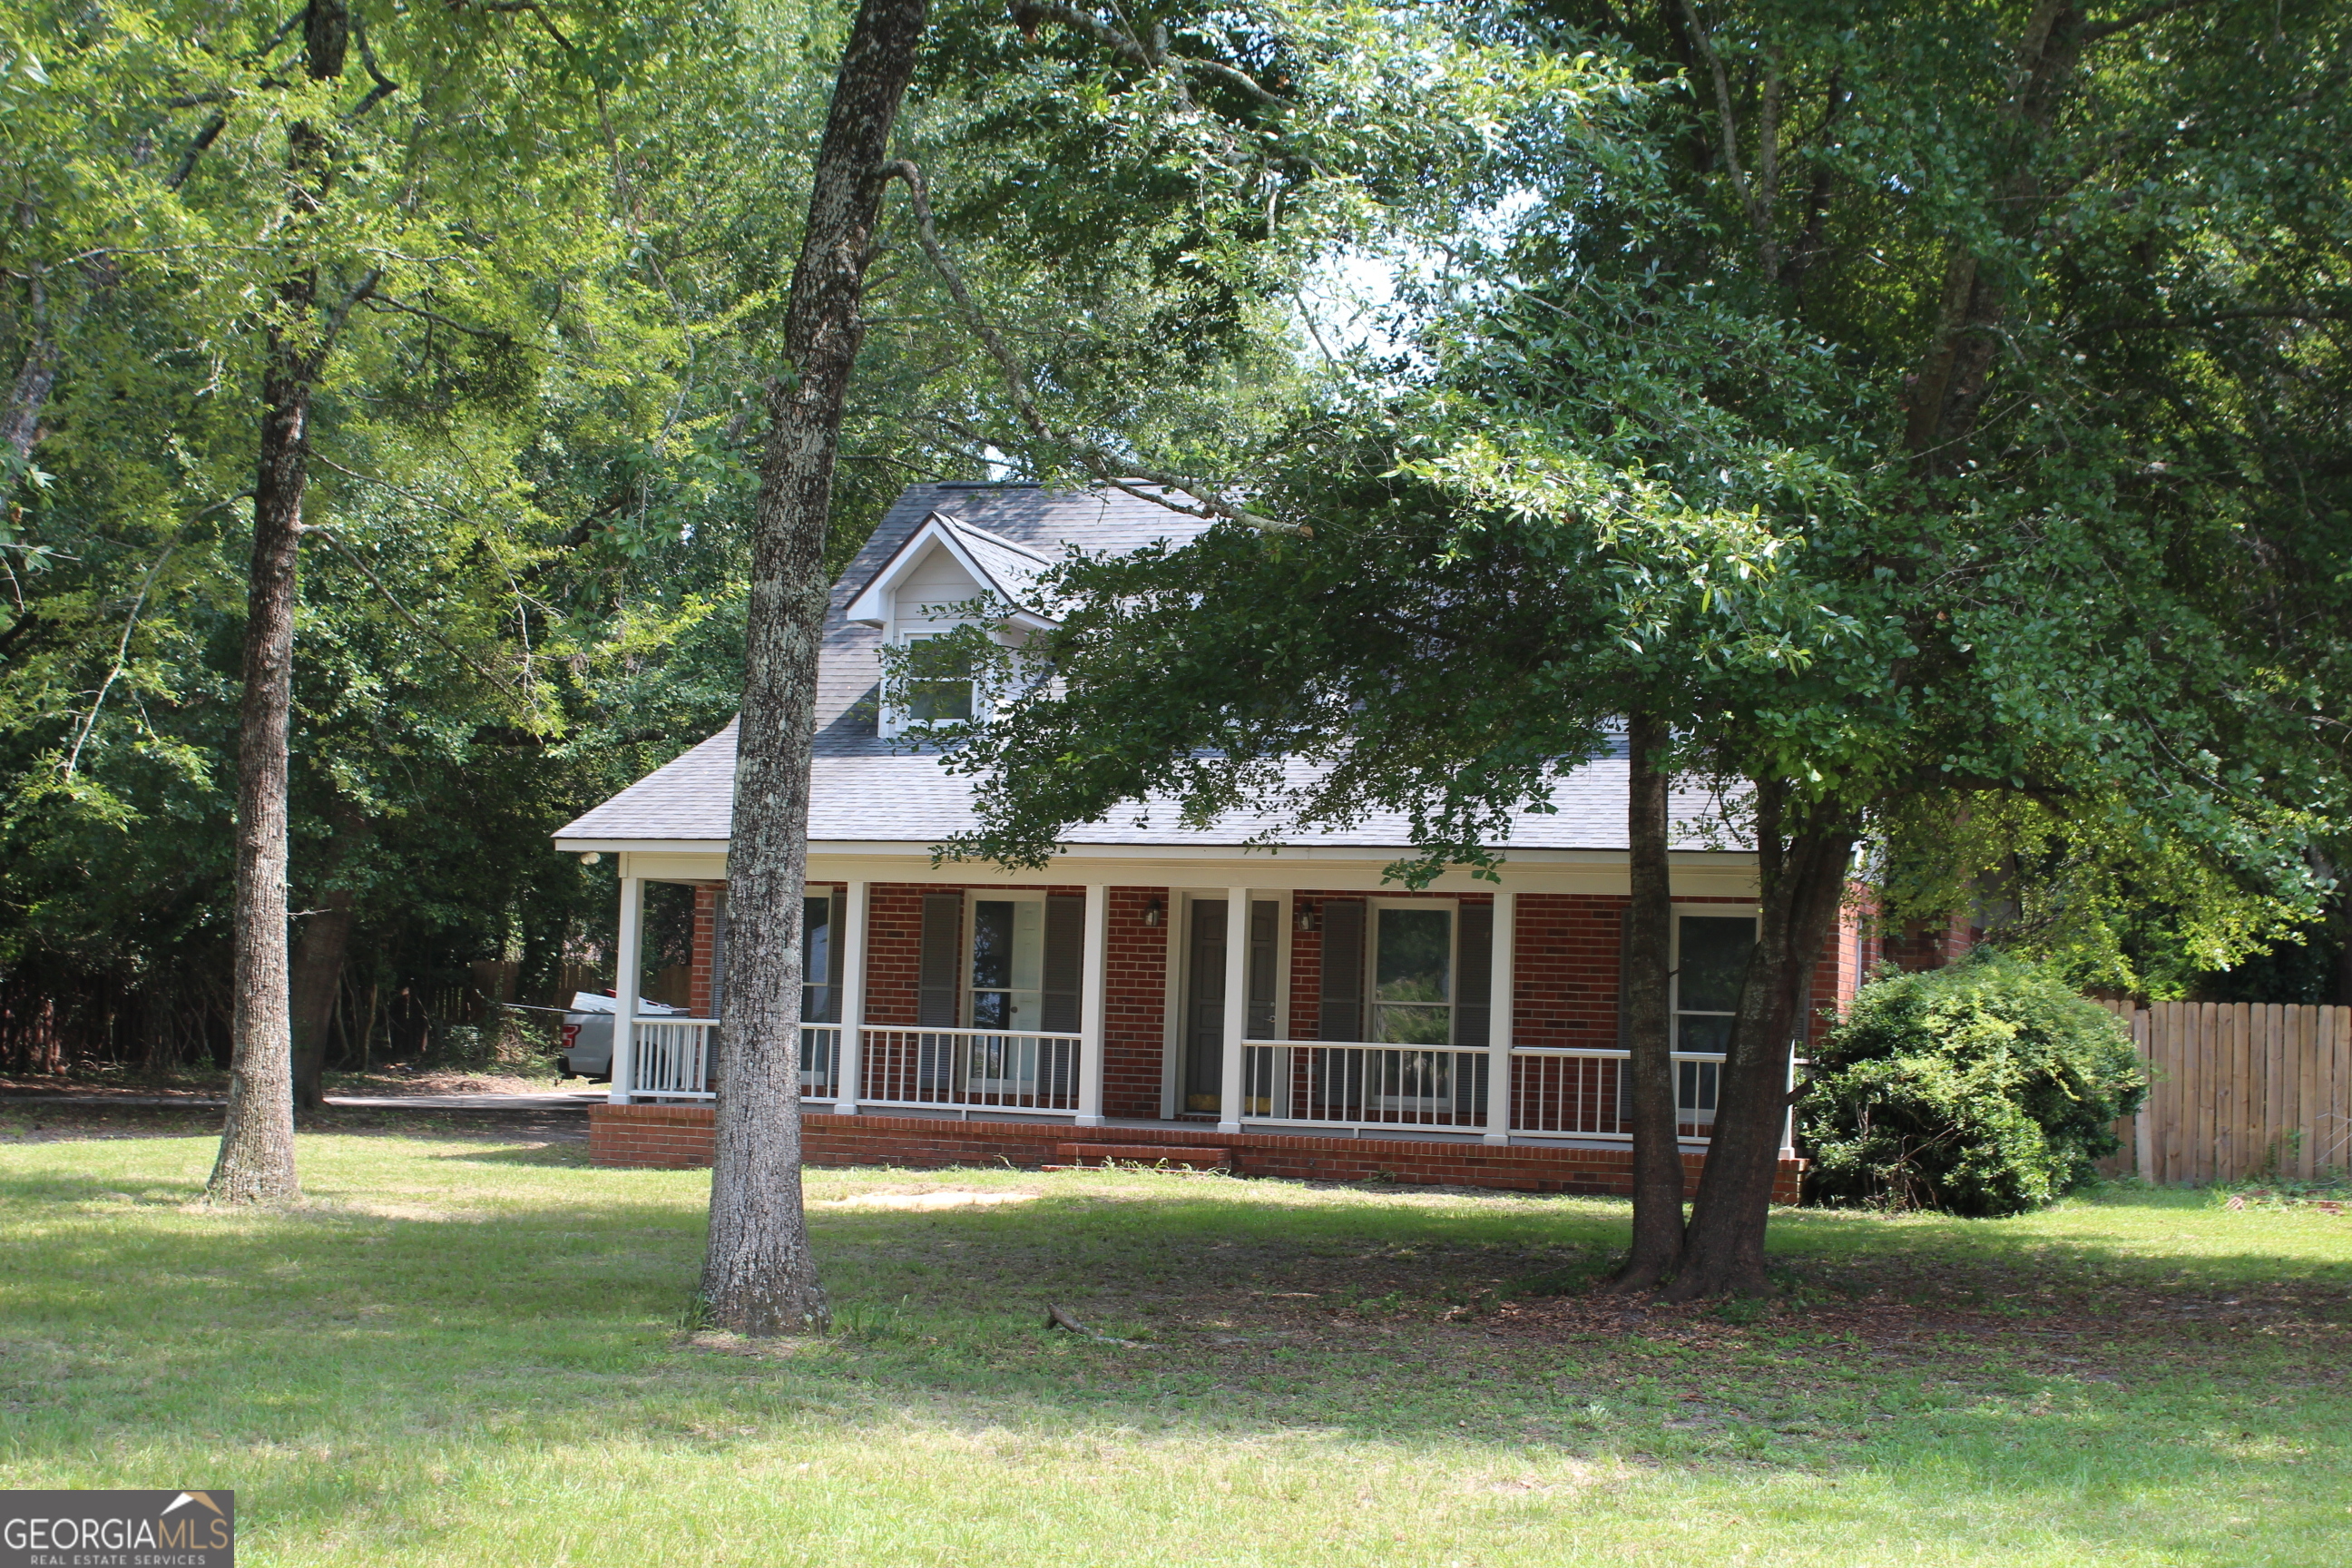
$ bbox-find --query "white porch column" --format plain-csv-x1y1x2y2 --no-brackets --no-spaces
833,880,868,1115
609,869,643,1104
1216,885,1250,1134
1483,890,1515,1145
1076,884,1110,1125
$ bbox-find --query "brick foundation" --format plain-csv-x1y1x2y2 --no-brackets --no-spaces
589,1102,1807,1201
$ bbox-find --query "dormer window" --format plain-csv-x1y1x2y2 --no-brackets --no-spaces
846,510,1060,741
899,632,975,726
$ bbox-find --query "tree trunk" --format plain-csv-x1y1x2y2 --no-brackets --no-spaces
208,336,312,1201
1667,792,1854,1298
2,306,57,469
701,0,928,1336
1611,710,1682,1290
208,1,351,1203
290,885,358,1111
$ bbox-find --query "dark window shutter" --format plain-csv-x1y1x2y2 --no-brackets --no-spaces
917,893,963,1026
1247,899,1280,1039
1318,900,1365,1043
1455,902,1493,1049
1183,899,1229,1111
710,892,729,1020
1040,894,1084,1034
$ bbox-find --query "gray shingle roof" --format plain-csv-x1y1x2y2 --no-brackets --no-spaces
554,484,1740,855
556,721,1738,851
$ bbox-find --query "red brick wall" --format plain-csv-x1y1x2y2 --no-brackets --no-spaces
689,887,720,1018
1102,887,1170,1119
588,1103,1807,1201
1512,893,1630,1050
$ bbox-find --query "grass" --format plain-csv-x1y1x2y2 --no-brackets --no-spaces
2,1129,2348,1566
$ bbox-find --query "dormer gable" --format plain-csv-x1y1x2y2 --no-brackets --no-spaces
842,512,1058,632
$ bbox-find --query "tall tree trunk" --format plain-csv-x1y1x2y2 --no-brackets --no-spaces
2,286,57,469
209,0,352,1203
701,0,928,1336
1667,789,1854,1299
290,885,358,1111
1611,710,1682,1290
209,336,312,1200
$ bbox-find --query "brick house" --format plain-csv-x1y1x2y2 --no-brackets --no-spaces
555,484,1860,1195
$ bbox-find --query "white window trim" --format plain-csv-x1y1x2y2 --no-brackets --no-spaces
1670,903,1759,1054
1366,897,1462,1047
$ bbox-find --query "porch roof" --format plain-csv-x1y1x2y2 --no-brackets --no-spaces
552,719,1743,855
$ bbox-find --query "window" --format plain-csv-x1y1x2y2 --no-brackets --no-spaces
968,897,1046,1032
1673,913,1755,1054
802,894,836,1024
899,632,975,726
1371,905,1454,1045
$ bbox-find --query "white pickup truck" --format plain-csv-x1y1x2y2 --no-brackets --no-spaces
556,992,685,1081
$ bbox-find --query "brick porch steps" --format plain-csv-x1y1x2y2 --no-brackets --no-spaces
589,1103,1807,1201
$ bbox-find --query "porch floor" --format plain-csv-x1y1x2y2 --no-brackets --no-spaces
590,1103,1808,1201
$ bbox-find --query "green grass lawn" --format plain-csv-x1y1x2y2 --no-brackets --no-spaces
2,1130,2347,1566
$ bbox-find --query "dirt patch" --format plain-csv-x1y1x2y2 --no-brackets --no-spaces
328,1069,564,1097
811,1190,1041,1211
0,1102,588,1146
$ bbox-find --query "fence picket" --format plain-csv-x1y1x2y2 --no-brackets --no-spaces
2104,1000,2352,1183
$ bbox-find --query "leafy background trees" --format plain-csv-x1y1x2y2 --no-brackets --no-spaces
1,0,2347,1160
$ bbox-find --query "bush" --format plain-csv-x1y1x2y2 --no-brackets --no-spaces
1802,954,2147,1216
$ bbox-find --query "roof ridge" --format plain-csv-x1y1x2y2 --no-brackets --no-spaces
939,514,1055,565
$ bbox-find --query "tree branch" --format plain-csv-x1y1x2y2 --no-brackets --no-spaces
877,159,1308,536
1676,0,1761,239
2081,0,2215,44
1011,0,1285,107
2074,302,2347,335
301,526,523,698
344,16,401,120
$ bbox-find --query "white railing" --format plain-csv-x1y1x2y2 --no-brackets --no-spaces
856,1026,1082,1113
628,1019,1730,1143
633,1018,714,1100
800,1024,843,1100
628,1019,845,1102
1239,1042,1494,1130
1509,1047,1723,1141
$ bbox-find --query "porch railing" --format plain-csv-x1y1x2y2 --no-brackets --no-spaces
1240,1043,1493,1129
857,1026,1083,1113
1507,1047,1721,1140
625,1022,1727,1140
627,1019,843,1102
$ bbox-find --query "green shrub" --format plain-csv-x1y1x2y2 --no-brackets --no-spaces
1802,954,2146,1216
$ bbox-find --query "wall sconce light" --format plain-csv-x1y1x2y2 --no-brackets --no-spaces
1142,897,1164,928
579,851,602,866
1295,905,1319,932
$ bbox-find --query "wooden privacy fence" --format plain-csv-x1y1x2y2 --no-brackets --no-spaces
2104,1003,2352,1184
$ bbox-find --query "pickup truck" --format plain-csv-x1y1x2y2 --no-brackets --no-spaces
556,992,685,1081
